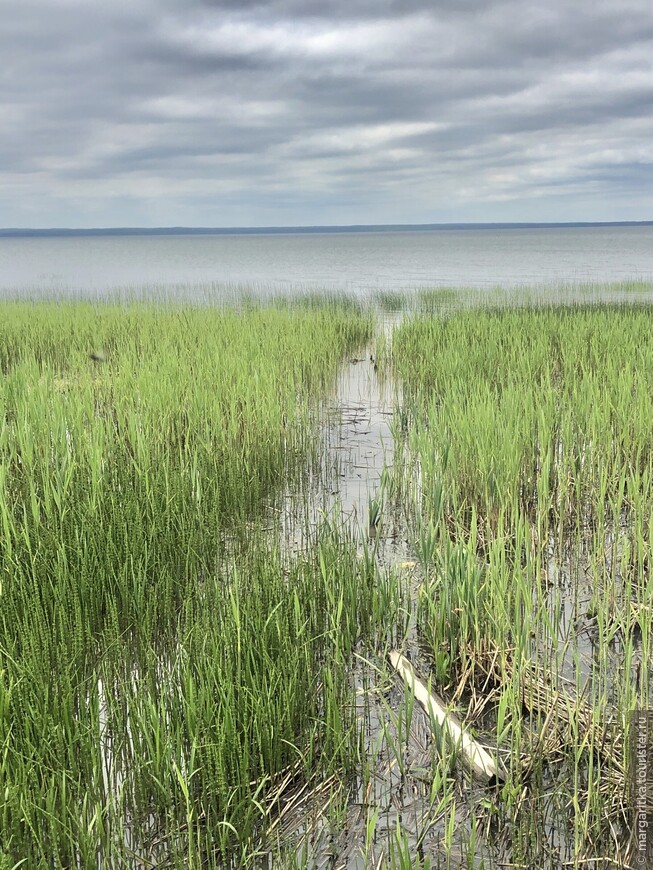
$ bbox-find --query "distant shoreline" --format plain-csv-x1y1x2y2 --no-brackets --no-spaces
1,221,652,239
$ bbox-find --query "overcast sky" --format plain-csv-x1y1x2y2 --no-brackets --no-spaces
2,0,652,228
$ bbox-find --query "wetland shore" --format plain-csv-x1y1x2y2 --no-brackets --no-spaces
1,287,652,868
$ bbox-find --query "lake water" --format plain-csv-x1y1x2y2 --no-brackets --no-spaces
1,225,653,301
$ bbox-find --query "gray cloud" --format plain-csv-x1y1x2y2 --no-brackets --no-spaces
1,0,652,226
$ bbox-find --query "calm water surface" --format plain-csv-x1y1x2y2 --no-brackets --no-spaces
1,226,652,300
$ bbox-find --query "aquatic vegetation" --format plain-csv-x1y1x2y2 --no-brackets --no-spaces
0,299,388,867
4,289,653,867
416,287,460,313
390,301,653,866
373,290,408,312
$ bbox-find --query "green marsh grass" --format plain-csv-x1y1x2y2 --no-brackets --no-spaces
389,302,653,866
0,299,411,867
7,289,653,867
373,291,408,313
416,288,460,314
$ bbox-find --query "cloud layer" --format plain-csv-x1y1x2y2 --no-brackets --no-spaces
2,0,652,226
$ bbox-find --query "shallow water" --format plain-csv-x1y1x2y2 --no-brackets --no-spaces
275,317,407,560
271,318,645,868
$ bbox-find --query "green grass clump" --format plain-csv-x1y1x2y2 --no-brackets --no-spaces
390,301,653,865
0,299,383,866
373,290,408,312
416,287,460,313
394,304,653,538
2,531,381,867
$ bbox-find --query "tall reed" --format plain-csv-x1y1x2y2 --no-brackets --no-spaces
0,299,389,867
390,302,653,865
